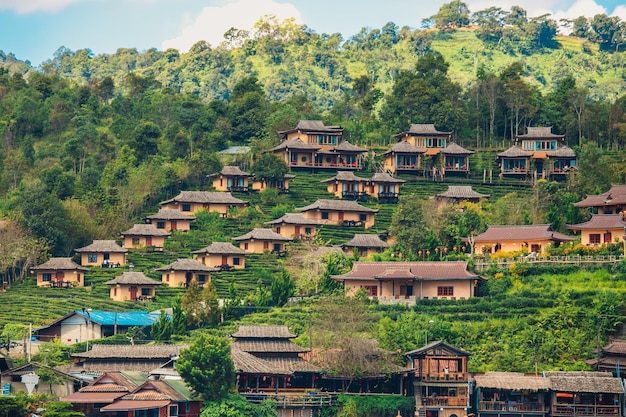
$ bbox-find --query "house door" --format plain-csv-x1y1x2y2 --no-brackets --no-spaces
221,255,228,265
294,226,300,237
604,232,613,243
129,286,138,301
338,212,344,221
55,271,64,284
170,220,177,231
145,236,152,246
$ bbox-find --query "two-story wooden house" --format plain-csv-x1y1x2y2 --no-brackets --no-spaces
209,166,252,192
470,225,574,256
474,372,551,417
75,240,128,267
297,199,379,229
567,214,626,246
406,341,471,417
272,120,367,170
191,242,246,269
156,259,220,288
121,224,171,251
32,257,88,288
232,228,292,255
545,372,623,417
145,209,196,232
383,140,425,175
103,271,162,302
574,185,626,215
367,172,405,202
160,191,249,217
266,213,323,239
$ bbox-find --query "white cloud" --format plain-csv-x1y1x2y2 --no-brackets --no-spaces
0,0,85,13
162,0,303,53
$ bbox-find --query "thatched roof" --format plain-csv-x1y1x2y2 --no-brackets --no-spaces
103,272,162,286
121,224,171,237
437,186,490,200
443,142,474,155
160,191,248,205
395,124,452,138
383,141,424,155
545,371,624,393
342,234,389,249
75,240,128,253
297,199,378,213
155,258,220,272
270,138,320,151
331,140,367,153
208,165,251,177
232,340,309,354
231,325,296,339
145,209,196,221
321,171,366,183
370,172,405,184
497,146,532,158
190,242,246,255
32,257,88,271
517,126,564,139
232,228,293,241
474,372,551,391
72,344,188,359
266,213,324,226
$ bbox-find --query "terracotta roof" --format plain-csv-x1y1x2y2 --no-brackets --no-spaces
81,372,141,392
321,171,366,183
517,126,564,139
75,240,128,253
549,145,577,158
384,141,424,155
209,165,251,177
567,214,626,231
266,213,324,226
544,371,624,393
600,339,626,355
374,267,415,279
333,261,478,281
396,124,452,137
100,400,171,411
231,348,291,375
574,185,626,208
72,344,188,359
232,228,293,241
437,186,490,199
160,191,248,205
443,142,474,155
121,224,171,237
497,146,532,158
270,138,320,151
190,242,246,255
342,234,389,249
145,209,196,221
472,224,574,243
474,372,551,390
297,199,379,213
231,325,296,339
32,257,88,271
155,258,220,272
103,272,162,286
369,172,406,184
331,141,367,153
232,340,309,354
61,391,127,403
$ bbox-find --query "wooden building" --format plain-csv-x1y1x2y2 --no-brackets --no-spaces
63,344,187,373
121,224,170,251
156,258,220,288
232,228,292,255
474,372,551,417
61,372,142,416
383,140,425,175
160,191,248,216
574,185,626,215
75,240,128,267
366,172,405,202
587,339,626,376
209,165,252,192
103,271,162,301
145,209,196,232
406,341,471,417
251,173,295,194
297,199,379,229
341,234,390,257
266,213,323,239
470,224,573,256
191,242,246,269
567,214,626,246
436,186,490,210
31,257,88,288
1,362,80,397
441,142,474,177
496,146,532,177
321,171,367,199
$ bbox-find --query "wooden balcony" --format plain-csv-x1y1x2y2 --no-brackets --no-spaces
342,190,365,200
480,401,545,413
552,405,619,416
421,372,467,381
227,186,249,192
422,396,467,407
377,192,399,203
241,392,336,407
289,161,361,170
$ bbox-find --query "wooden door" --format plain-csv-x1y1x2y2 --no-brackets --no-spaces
170,220,177,231
129,286,138,301
222,255,228,265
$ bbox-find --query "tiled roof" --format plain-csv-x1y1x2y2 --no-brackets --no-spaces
384,141,424,155
443,142,474,155
601,339,626,355
232,228,293,241
121,224,171,237
517,126,564,138
549,145,576,157
155,258,220,272
270,138,321,151
75,240,128,253
231,348,291,375
231,325,296,339
145,209,196,221
103,272,162,286
263,357,321,373
437,186,490,199
321,171,366,183
333,261,478,281
209,165,251,177
472,224,574,242
497,146,532,158
374,268,415,279
232,340,309,354
369,172,406,183
190,242,246,255
296,120,342,131
573,185,626,208
567,214,626,231
331,140,367,152
297,199,379,213
160,191,248,205
397,123,452,136
342,234,389,249
266,213,323,226
32,257,88,271
72,344,188,359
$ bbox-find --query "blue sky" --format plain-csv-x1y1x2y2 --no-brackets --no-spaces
1,0,625,66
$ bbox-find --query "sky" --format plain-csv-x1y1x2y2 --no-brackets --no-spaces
1,0,626,66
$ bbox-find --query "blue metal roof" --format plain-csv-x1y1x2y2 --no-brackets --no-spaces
74,310,161,326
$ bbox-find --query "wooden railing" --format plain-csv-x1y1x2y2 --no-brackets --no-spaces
552,405,620,416
473,255,624,271
241,393,336,407
422,396,468,406
480,401,545,412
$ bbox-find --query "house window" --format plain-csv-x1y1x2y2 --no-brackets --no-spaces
233,257,240,265
305,227,312,235
263,242,269,250
87,254,98,263
156,221,166,229
321,212,329,220
169,405,179,417
197,275,207,284
166,274,170,282
273,243,282,252
141,288,151,296
244,243,249,250
364,286,378,297
275,226,281,234
113,287,117,296
181,204,191,212
589,234,601,244
132,237,140,245
437,286,454,296
42,273,52,282
359,214,367,222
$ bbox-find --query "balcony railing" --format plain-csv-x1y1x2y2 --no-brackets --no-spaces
422,396,468,406
289,161,361,169
342,191,365,200
420,372,467,381
552,405,619,416
480,401,545,412
241,393,336,407
228,186,249,192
